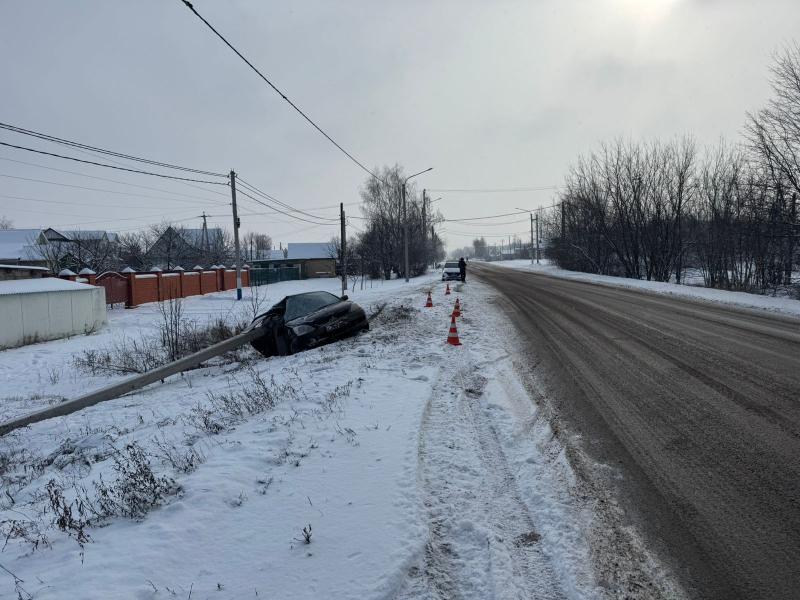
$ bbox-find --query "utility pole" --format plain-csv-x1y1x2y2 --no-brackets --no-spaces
201,212,209,253
529,213,534,265
229,170,242,300
421,189,427,271
402,183,409,282
535,212,540,264
786,192,797,285
401,167,433,283
340,202,347,296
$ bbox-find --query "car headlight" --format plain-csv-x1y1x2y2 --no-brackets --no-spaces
291,324,315,336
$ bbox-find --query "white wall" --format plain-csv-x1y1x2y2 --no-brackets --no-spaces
0,287,107,349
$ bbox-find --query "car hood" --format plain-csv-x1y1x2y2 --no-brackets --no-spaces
285,301,351,327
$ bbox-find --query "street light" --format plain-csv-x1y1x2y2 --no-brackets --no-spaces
402,167,433,282
421,194,443,270
516,207,538,265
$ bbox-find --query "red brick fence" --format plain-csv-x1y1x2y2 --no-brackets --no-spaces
61,267,250,308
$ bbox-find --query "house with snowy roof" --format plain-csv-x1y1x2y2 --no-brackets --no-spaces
37,228,120,273
145,226,228,270
251,242,335,278
0,229,47,267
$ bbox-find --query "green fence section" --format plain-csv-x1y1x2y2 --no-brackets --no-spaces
249,267,302,286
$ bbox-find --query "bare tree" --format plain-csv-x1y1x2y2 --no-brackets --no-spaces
204,228,233,266
746,43,800,284
68,231,118,273
472,237,488,259
29,234,69,273
117,232,148,271
242,232,272,261
328,234,361,290
0,215,12,230
145,223,186,269
356,165,443,279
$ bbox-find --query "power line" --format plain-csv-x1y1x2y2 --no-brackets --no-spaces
0,193,217,211
235,193,329,225
110,213,215,234
11,206,194,226
441,229,530,238
237,178,340,221
443,210,529,222
0,121,227,177
235,187,337,226
0,141,228,185
427,186,558,193
275,221,333,237
179,0,384,182
442,203,562,223
236,200,360,221
58,143,232,199
0,173,227,207
443,217,530,226
0,155,230,204
235,209,337,227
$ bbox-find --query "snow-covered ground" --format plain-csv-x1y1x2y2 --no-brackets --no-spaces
490,259,800,318
0,275,624,599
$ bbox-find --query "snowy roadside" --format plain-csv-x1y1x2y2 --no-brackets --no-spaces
0,274,672,599
490,259,800,318
0,277,418,423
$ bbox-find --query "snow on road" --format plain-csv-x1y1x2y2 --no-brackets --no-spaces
1,275,605,599
492,259,800,318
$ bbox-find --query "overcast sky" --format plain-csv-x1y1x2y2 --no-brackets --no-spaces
2,0,799,249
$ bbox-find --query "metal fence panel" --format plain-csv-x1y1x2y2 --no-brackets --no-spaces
250,267,301,286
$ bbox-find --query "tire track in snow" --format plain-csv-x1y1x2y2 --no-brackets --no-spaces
394,357,568,600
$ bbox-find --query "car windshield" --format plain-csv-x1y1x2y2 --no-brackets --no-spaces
444,262,460,269
284,291,340,321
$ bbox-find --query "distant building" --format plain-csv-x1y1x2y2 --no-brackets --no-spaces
0,263,50,281
145,226,225,269
41,228,117,244
38,228,119,272
0,229,46,267
265,248,287,260
251,242,336,278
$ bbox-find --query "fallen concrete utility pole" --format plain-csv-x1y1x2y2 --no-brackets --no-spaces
0,327,266,437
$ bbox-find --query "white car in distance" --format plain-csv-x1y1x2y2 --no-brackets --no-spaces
441,261,461,282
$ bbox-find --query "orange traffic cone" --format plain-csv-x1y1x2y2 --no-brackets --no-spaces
446,315,462,346
445,284,451,295
425,291,433,308
452,298,461,318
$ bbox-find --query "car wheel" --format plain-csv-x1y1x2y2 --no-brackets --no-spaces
288,338,304,355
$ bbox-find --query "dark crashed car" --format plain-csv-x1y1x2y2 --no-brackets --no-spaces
249,291,369,357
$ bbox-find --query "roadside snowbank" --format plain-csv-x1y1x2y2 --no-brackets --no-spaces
0,275,622,599
491,259,800,317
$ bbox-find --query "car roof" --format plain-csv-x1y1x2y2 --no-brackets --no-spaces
285,290,340,299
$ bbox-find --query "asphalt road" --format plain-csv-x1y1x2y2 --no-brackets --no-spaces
472,263,800,600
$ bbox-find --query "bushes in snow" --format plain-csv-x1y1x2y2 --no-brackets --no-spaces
185,368,296,435
2,442,181,554
74,298,251,375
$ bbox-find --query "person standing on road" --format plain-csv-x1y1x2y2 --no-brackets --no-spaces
458,256,467,282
